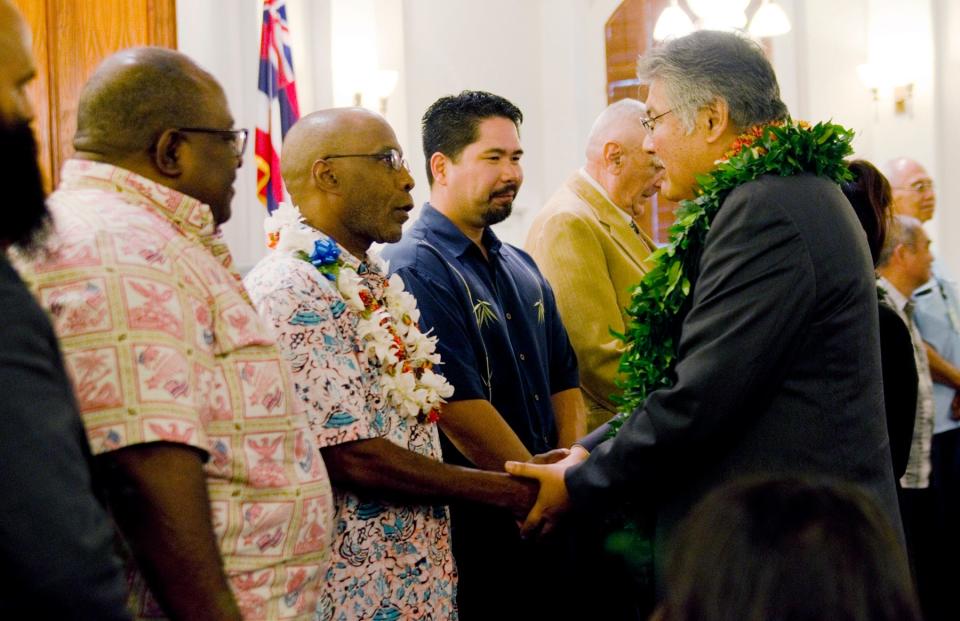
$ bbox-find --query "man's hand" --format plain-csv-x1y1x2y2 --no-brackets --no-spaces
529,448,571,464
952,391,960,421
505,446,589,538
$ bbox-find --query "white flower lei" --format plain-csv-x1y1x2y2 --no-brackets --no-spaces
265,203,454,423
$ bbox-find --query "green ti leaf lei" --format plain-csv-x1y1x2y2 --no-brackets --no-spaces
608,119,855,435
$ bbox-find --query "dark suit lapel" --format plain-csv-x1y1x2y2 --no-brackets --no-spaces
567,174,656,270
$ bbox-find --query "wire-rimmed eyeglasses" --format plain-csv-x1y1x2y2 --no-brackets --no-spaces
895,180,934,194
641,109,672,132
324,148,410,172
177,127,250,159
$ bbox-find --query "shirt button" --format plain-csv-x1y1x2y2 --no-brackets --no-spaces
519,353,525,361
534,394,540,401
506,312,512,320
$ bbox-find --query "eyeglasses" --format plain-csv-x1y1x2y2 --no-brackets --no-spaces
641,109,672,132
324,148,410,172
177,127,249,159
895,180,934,193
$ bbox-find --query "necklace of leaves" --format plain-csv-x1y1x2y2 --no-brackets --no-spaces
608,119,855,435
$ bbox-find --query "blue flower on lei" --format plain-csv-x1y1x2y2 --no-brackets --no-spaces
309,237,342,280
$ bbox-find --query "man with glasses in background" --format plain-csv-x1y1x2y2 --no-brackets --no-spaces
16,47,335,621
885,156,960,620
245,107,539,620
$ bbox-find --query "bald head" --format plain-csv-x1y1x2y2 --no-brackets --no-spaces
583,99,662,215
882,157,935,222
74,47,223,157
281,107,393,202
585,99,647,164
0,0,36,126
279,107,414,257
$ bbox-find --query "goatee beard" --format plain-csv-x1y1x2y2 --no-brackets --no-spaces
0,121,50,254
481,183,518,226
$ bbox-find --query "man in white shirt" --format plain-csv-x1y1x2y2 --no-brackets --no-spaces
877,214,938,619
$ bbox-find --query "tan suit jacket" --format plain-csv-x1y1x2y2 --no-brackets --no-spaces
525,172,657,431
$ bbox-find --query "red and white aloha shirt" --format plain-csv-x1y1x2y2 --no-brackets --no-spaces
17,160,334,620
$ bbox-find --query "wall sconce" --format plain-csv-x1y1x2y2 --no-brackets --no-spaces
350,69,400,115
857,62,915,117
370,69,399,115
654,0,791,41
653,0,694,41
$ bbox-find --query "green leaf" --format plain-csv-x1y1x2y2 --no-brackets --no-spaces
610,118,855,434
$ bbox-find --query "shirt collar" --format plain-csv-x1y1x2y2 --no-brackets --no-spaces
578,168,632,225
59,159,233,268
879,276,910,312
420,202,502,258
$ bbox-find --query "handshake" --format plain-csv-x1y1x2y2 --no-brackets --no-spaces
501,445,590,539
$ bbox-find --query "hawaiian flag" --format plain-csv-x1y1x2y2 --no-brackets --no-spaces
256,0,300,213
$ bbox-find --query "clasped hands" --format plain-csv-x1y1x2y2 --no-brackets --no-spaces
505,445,589,539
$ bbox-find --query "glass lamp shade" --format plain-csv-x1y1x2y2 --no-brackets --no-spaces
653,2,695,41
748,0,792,37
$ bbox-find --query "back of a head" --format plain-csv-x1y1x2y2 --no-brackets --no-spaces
421,90,522,184
74,47,217,158
585,98,646,162
841,159,892,267
661,476,919,621
877,214,923,268
637,30,788,132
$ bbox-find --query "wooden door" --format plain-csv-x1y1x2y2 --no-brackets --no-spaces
13,0,177,190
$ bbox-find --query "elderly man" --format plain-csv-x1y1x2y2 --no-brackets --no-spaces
507,31,901,579
381,91,587,620
16,48,334,621
0,2,129,618
885,157,960,620
526,98,660,430
244,108,538,621
876,214,939,619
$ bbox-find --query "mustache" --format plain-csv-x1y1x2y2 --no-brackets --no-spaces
489,183,519,200
651,156,665,169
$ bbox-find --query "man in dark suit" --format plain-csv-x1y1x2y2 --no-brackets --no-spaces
507,30,902,575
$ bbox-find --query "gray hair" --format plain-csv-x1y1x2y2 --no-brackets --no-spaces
877,214,923,267
637,30,788,133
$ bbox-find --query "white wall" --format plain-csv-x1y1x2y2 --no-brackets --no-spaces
177,0,334,272
177,0,957,275
401,0,547,243
934,0,960,275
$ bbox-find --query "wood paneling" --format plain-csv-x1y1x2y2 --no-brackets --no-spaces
11,0,176,188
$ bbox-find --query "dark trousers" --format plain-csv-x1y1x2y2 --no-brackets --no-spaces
929,428,960,620
899,485,941,621
450,503,650,621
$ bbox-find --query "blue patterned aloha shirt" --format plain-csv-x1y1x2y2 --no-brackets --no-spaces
245,232,457,621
